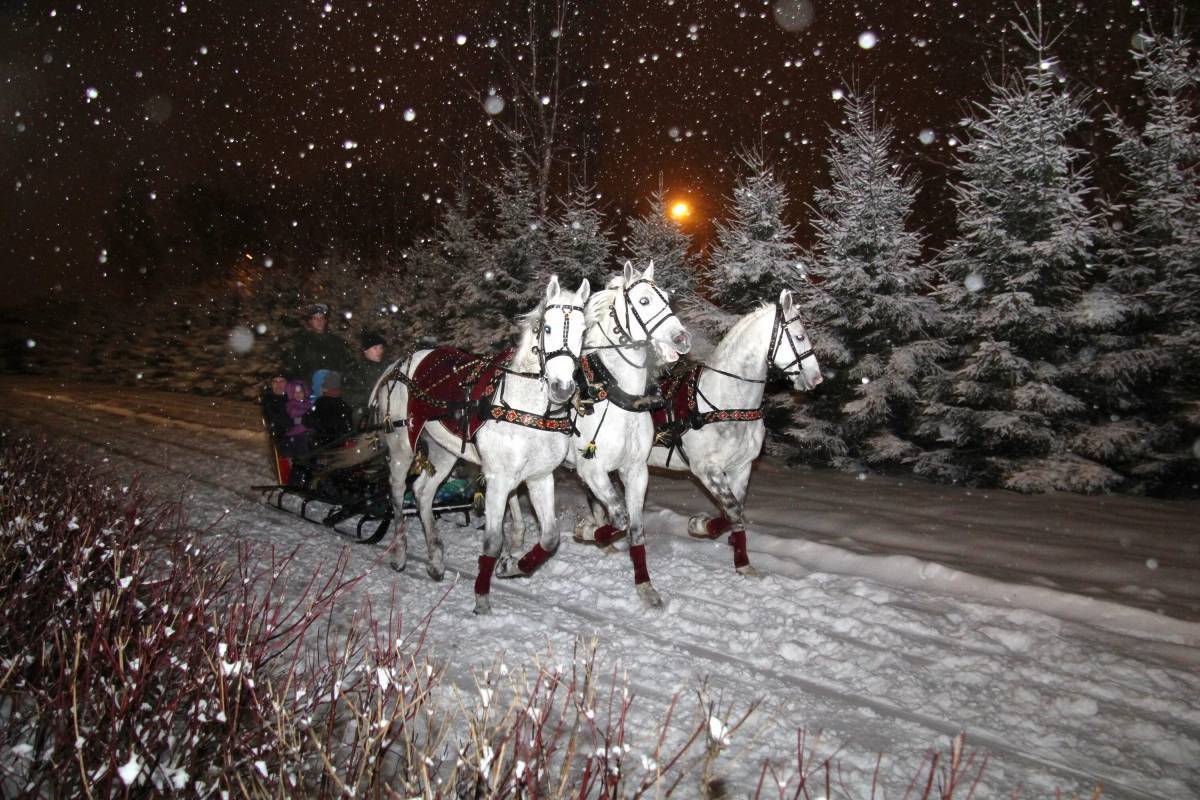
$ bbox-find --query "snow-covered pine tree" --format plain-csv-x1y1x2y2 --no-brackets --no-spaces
429,191,500,350
546,180,613,290
480,150,551,348
705,148,842,459
916,17,1121,493
804,91,948,471
708,149,804,317
625,187,700,300
1070,25,1200,493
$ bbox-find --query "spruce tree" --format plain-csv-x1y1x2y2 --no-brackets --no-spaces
436,191,499,350
625,187,700,299
805,92,948,470
546,180,613,290
1073,26,1200,493
708,149,805,316
484,151,550,345
916,19,1120,493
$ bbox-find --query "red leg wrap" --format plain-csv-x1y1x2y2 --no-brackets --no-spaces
475,555,497,596
630,544,651,585
517,543,552,576
707,516,733,538
729,530,749,568
594,524,627,546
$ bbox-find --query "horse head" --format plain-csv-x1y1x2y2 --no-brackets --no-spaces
608,260,692,362
538,275,591,405
772,289,823,391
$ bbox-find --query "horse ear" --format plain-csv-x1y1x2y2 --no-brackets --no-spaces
780,288,794,313
576,278,591,304
622,260,634,283
545,274,561,300
644,260,656,281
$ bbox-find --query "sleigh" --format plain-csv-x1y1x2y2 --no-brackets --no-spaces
254,430,482,545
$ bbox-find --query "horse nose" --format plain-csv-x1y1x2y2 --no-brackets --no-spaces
812,372,823,386
672,329,692,354
549,377,574,402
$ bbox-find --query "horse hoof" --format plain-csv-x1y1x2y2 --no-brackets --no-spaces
572,517,595,544
736,564,763,578
636,582,663,609
389,559,406,573
688,515,730,540
495,557,526,580
473,595,492,616
427,563,445,582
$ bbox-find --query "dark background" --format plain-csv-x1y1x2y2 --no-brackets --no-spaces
0,0,1180,308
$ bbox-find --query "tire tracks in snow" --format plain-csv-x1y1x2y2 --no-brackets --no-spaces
0,393,1188,800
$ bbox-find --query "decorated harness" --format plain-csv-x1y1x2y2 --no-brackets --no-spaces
652,300,815,467
385,299,585,449
571,275,677,458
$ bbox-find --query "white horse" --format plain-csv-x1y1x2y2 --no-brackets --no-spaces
373,275,590,615
647,289,822,574
568,261,692,608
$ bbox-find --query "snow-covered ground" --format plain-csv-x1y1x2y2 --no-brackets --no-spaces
2,375,1198,799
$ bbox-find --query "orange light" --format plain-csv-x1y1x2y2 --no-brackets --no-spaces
670,201,690,221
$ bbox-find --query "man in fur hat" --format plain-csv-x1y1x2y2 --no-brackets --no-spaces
343,329,388,428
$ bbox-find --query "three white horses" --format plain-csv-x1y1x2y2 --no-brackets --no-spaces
648,289,822,574
568,262,692,608
374,275,590,615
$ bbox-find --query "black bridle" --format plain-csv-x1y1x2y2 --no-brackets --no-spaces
618,277,678,341
700,301,816,385
532,301,586,377
766,301,817,379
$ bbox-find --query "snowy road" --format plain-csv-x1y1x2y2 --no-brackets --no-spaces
2,377,1198,799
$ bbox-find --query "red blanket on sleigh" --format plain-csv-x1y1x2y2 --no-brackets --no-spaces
405,346,511,448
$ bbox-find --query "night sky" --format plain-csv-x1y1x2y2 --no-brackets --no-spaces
0,0,1179,307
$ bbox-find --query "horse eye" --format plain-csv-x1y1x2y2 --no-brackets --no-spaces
639,296,650,306
543,324,552,334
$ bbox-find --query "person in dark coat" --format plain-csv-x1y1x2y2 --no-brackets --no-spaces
305,371,354,450
342,329,387,429
280,303,355,390
259,375,291,442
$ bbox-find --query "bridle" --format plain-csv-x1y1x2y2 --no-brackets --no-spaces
592,277,680,369
766,301,817,380
532,301,586,378
617,277,678,342
700,301,816,385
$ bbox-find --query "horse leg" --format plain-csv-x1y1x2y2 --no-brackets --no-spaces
505,493,526,555
383,430,415,573
693,463,759,576
474,474,514,615
725,461,760,576
584,486,608,529
618,462,662,609
411,442,458,581
573,466,629,547
497,472,559,578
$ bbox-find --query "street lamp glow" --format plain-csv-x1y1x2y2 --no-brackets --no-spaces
670,201,690,221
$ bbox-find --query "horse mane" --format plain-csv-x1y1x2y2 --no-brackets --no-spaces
709,302,774,366
584,273,626,330
508,296,547,372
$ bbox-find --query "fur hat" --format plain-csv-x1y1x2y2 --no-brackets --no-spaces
306,302,330,318
360,330,386,351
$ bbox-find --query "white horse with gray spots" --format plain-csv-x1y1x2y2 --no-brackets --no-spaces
647,289,822,574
